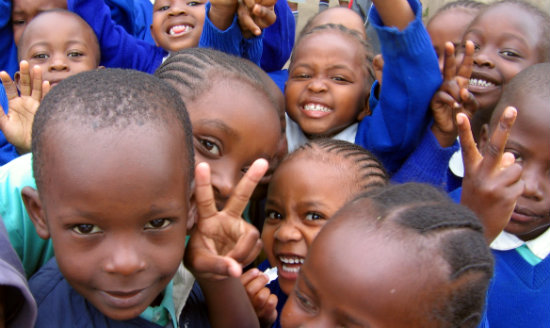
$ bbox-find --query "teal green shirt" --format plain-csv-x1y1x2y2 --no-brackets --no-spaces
140,281,178,327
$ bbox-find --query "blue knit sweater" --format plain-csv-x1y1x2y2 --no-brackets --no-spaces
487,249,550,327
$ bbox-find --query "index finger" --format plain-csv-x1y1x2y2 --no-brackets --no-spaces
479,106,517,170
457,112,482,172
18,61,31,96
0,71,18,101
442,42,457,81
224,158,268,219
194,162,218,220
456,40,474,83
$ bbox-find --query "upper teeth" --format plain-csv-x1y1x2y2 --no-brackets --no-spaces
304,103,331,112
279,256,304,264
169,25,191,36
469,78,495,88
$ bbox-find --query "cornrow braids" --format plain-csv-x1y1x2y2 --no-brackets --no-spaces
428,0,487,23
342,183,493,327
291,23,375,89
154,48,281,111
287,139,388,192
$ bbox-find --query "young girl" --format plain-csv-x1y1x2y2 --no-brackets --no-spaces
285,0,442,175
281,183,494,328
241,139,388,327
426,0,486,73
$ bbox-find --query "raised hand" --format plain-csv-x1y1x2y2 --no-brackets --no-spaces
458,107,524,243
185,159,268,281
240,268,278,327
431,40,477,148
237,0,276,38
0,61,50,154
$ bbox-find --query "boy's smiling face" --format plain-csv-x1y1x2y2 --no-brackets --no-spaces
31,122,190,320
464,4,544,112
17,11,100,88
482,93,550,241
285,31,370,138
151,0,206,52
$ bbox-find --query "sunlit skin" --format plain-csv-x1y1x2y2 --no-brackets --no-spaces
464,4,544,116
17,11,100,88
150,0,206,52
262,154,361,295
281,206,449,328
306,7,366,39
11,0,67,46
187,79,281,210
427,8,478,73
285,31,370,138
23,121,190,321
481,93,550,241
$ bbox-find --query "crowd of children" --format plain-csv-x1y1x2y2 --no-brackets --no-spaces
0,0,548,327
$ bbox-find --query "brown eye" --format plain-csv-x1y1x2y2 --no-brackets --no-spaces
144,218,171,229
72,224,102,234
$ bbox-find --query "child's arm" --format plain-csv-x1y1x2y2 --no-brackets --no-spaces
237,0,277,38
67,0,166,74
240,268,278,327
0,62,49,154
458,108,523,244
355,0,442,175
185,159,268,328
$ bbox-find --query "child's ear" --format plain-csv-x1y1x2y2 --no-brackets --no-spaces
373,54,384,85
356,92,371,121
21,186,50,240
150,25,159,47
478,123,490,153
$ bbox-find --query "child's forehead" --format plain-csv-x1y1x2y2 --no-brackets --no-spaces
13,0,66,13
472,3,541,38
20,12,95,46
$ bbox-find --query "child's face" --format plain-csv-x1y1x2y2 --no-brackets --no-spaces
34,123,190,320
262,155,359,295
464,4,544,111
11,0,67,46
187,79,281,209
427,8,477,73
17,12,99,88
286,31,369,138
151,0,206,52
482,94,550,241
280,213,446,328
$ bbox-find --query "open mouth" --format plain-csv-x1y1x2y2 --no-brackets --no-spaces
303,103,332,113
278,255,305,274
168,24,193,36
469,78,495,88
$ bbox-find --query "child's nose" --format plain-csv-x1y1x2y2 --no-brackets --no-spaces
103,239,147,275
169,0,188,15
521,168,544,201
48,55,69,72
473,51,495,68
275,219,302,242
307,77,328,93
211,171,238,208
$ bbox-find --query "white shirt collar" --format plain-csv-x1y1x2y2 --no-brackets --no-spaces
490,228,550,260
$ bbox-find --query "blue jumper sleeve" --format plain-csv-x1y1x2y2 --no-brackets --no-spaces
68,0,166,74
0,0,18,77
354,0,442,174
0,84,19,166
199,2,263,66
260,0,295,72
391,123,459,190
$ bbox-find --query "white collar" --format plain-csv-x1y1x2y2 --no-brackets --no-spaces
490,228,550,260
285,113,358,153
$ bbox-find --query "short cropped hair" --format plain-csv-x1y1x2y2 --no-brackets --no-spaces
31,68,194,190
428,0,487,24
337,183,494,327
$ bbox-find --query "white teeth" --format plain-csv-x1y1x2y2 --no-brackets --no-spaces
279,256,305,264
469,78,495,88
169,25,191,36
282,265,301,273
304,103,331,112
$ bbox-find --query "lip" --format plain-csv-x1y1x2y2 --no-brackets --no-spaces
510,206,547,224
275,252,305,281
100,288,146,309
468,71,500,94
299,101,333,119
165,20,194,37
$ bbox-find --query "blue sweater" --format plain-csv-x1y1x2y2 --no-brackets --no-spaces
0,85,19,166
486,249,550,327
30,258,212,328
354,0,441,175
257,259,287,328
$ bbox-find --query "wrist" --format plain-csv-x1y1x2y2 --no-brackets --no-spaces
431,124,457,148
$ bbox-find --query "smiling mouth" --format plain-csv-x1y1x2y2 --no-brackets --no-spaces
168,24,193,36
102,288,145,308
279,255,304,273
469,78,495,88
303,103,332,113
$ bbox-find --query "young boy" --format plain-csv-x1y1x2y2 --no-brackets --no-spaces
20,68,263,327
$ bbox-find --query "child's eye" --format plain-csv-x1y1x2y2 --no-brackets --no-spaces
187,0,203,6
199,138,221,156
144,218,172,229
304,212,324,221
331,75,350,83
291,72,311,80
295,289,318,314
72,224,102,235
158,5,170,11
32,53,49,60
68,51,84,58
241,166,250,174
12,19,25,26
265,209,283,220
506,149,523,163
500,49,520,58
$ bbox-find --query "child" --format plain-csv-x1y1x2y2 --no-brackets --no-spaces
285,0,441,175
0,9,100,158
465,0,550,140
426,0,486,73
242,139,388,327
457,63,550,326
281,183,494,328
155,48,283,212
21,68,264,327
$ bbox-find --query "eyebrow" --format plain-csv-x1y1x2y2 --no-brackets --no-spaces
195,118,239,139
